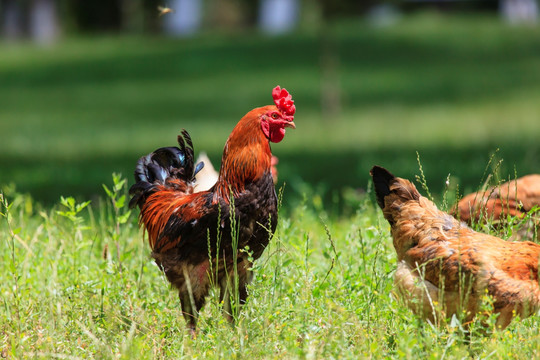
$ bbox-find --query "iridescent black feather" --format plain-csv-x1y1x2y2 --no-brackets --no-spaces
129,130,204,209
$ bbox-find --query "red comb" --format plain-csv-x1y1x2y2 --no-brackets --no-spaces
272,86,295,119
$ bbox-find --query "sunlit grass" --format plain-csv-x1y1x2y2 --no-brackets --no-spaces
1,171,539,359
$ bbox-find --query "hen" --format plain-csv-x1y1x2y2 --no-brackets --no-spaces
371,166,540,329
129,86,296,332
453,175,540,239
192,152,219,193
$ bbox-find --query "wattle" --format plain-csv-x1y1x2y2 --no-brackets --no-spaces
270,127,286,143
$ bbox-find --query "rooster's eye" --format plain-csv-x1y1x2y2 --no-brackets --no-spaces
271,113,279,119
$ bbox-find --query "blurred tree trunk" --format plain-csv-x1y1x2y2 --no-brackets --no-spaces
319,0,341,121
206,0,245,29
29,0,59,44
1,0,24,40
142,0,160,33
119,0,143,32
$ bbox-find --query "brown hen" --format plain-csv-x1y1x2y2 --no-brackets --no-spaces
371,166,540,329
453,175,540,239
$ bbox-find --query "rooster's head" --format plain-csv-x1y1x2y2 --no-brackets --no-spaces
258,86,296,143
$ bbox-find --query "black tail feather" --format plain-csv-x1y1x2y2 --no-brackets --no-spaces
370,166,396,209
129,130,203,209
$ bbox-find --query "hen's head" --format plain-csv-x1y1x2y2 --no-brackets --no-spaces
256,86,296,143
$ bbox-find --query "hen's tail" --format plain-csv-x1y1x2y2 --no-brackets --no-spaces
370,166,421,224
129,129,204,209
370,166,397,209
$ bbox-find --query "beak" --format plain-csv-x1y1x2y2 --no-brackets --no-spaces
284,121,296,129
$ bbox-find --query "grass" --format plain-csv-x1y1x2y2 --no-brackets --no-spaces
1,172,540,359
0,13,539,206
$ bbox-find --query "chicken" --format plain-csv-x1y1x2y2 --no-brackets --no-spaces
453,175,540,238
129,86,296,333
193,153,279,193
370,166,540,329
193,152,218,193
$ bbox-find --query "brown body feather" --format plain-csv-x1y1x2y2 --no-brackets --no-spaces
371,166,540,329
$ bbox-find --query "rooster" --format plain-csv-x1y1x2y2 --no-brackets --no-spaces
129,86,296,332
453,175,540,239
371,166,540,329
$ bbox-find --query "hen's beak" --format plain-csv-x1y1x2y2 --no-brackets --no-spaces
285,121,296,129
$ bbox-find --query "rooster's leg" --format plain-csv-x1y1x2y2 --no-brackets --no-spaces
179,290,206,334
178,264,209,334
219,258,253,323
237,261,253,305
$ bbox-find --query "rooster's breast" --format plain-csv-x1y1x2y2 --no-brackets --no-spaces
234,171,278,259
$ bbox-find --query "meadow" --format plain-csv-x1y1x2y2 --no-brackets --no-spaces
2,173,540,359
1,13,540,359
1,14,540,205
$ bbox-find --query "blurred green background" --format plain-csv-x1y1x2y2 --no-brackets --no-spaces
1,1,539,209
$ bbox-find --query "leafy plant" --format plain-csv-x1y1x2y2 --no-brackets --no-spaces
102,173,132,269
